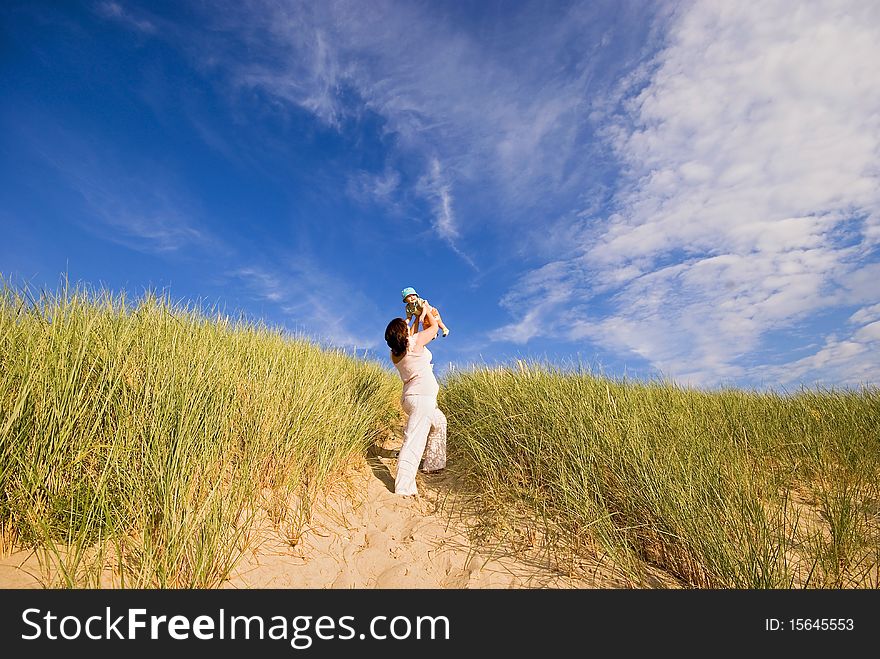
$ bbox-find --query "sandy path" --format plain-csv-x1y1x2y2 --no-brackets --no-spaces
221,435,629,589
0,436,631,589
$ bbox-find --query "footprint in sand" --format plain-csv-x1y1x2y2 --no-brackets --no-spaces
212,456,639,590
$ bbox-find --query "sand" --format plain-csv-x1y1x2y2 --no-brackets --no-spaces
221,445,630,589
0,435,632,589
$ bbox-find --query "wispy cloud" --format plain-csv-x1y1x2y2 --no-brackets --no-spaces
94,1,156,34
492,0,880,387
345,166,402,212
758,301,880,388
76,178,210,254
168,0,656,263
89,0,879,387
421,158,458,242
32,127,218,255
232,267,286,303
230,259,383,349
415,157,477,270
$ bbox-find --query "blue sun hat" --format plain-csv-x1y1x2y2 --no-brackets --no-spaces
401,286,417,300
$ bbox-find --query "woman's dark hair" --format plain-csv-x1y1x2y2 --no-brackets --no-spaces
385,318,409,357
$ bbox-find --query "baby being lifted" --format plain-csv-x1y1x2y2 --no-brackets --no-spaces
401,287,449,338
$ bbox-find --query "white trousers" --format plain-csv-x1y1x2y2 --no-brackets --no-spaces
395,394,447,495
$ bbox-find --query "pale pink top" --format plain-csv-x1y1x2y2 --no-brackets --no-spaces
393,335,439,397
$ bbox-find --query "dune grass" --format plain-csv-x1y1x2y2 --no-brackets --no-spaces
441,362,880,588
0,280,399,587
3,278,877,590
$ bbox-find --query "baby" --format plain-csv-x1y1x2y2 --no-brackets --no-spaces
401,287,449,338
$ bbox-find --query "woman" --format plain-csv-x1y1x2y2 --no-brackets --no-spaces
384,311,447,496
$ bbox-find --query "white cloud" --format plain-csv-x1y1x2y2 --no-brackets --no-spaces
91,0,880,386
425,158,458,242
188,0,652,260
345,167,402,211
849,303,880,326
758,304,880,388
233,267,286,302
414,157,478,269
230,261,382,350
81,185,209,254
492,0,880,387
95,1,156,34
33,127,216,255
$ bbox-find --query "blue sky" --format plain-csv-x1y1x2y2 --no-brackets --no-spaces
2,0,879,389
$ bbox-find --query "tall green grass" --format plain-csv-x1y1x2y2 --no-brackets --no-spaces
0,280,399,587
4,277,877,590
441,363,879,588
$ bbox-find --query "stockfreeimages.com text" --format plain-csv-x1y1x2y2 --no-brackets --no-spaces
21,607,450,649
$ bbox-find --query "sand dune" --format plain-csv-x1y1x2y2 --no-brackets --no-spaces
0,434,632,589
223,430,626,588
223,442,628,589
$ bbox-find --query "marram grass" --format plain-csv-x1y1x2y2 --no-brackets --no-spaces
0,281,399,587
441,362,879,588
3,280,878,589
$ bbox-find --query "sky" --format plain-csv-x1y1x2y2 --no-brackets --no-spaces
2,0,879,390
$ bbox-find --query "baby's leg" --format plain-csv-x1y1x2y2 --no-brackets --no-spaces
432,308,448,331
419,309,433,331
431,308,449,336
